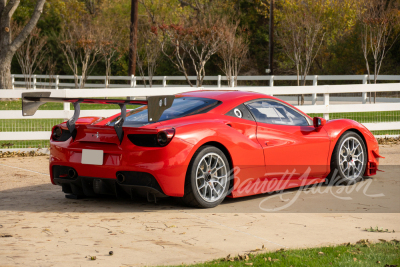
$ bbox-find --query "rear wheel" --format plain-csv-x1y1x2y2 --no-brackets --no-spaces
182,146,230,208
330,132,367,184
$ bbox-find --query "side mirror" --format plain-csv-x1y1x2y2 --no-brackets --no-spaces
313,117,326,128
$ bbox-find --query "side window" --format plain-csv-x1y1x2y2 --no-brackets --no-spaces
245,100,310,126
225,104,255,121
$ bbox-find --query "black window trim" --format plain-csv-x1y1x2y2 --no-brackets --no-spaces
244,98,312,126
224,103,256,121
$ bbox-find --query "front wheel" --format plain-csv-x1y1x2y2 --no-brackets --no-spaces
330,132,367,184
182,146,230,208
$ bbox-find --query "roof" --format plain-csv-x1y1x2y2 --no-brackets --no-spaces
178,90,273,102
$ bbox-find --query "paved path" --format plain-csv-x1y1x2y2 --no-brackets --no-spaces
0,145,399,267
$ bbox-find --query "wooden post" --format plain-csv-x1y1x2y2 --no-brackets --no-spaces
163,76,167,87
312,75,318,105
323,93,329,120
56,75,59,90
362,75,368,104
33,75,37,90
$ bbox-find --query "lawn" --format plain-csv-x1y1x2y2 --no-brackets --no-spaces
175,240,400,267
0,98,140,110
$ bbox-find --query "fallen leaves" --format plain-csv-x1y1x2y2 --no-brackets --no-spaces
0,150,47,158
0,234,12,237
377,136,400,145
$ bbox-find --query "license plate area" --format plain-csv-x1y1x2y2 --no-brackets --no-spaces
81,149,104,165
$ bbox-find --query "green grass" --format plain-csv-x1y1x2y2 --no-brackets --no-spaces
0,119,65,132
0,140,50,149
0,99,139,110
308,111,400,123
177,241,400,267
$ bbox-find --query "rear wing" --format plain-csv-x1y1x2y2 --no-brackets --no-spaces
22,92,175,143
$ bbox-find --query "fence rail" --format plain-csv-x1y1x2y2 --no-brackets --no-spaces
1,81,400,146
10,74,400,89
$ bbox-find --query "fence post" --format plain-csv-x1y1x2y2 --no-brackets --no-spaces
362,75,368,104
63,102,70,120
78,76,82,88
105,76,108,88
323,93,329,120
312,75,318,105
131,75,137,88
33,75,37,90
163,76,167,87
270,75,274,87
11,75,14,90
217,75,221,88
230,76,235,87
56,75,59,90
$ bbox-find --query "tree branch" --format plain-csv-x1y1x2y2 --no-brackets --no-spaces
1,0,19,19
177,0,200,12
10,0,46,52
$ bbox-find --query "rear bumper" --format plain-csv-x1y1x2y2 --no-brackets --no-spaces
49,137,194,197
54,175,168,199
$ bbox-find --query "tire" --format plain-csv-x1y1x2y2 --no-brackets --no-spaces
182,146,231,208
329,131,367,185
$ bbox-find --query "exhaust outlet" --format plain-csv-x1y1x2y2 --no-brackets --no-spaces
68,168,77,179
116,173,125,184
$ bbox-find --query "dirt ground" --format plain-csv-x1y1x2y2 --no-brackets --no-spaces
0,145,399,267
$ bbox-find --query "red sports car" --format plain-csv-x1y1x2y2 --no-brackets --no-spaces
23,90,381,208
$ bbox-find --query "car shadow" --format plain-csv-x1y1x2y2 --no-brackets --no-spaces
0,175,394,213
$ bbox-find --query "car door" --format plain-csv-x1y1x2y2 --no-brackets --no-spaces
245,99,331,183
223,104,266,193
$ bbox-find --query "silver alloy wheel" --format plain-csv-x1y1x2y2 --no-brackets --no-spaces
195,152,228,203
339,137,364,180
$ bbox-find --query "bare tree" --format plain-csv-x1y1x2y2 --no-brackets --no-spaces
276,0,326,104
15,27,47,89
218,19,249,87
99,24,124,88
58,20,101,89
45,55,57,89
158,15,223,87
135,25,161,87
58,27,79,88
358,0,400,87
0,0,47,89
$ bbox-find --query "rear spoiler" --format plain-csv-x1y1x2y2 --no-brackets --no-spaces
22,92,175,143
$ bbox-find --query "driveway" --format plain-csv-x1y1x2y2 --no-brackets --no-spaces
0,145,399,267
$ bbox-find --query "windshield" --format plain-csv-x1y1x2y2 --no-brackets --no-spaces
108,97,220,126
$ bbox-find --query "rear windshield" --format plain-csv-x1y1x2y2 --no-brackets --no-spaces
108,97,220,126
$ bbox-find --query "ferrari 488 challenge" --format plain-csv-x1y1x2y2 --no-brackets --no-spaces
22,90,381,208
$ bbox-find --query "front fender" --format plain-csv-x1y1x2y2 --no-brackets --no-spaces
323,119,380,174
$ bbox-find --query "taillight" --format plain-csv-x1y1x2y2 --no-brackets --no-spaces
52,126,62,140
127,128,175,147
51,126,71,142
157,129,175,147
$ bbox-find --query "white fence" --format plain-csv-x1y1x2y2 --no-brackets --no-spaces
10,74,400,89
1,82,400,147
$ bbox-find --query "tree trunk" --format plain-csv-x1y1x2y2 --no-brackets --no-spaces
0,55,13,89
